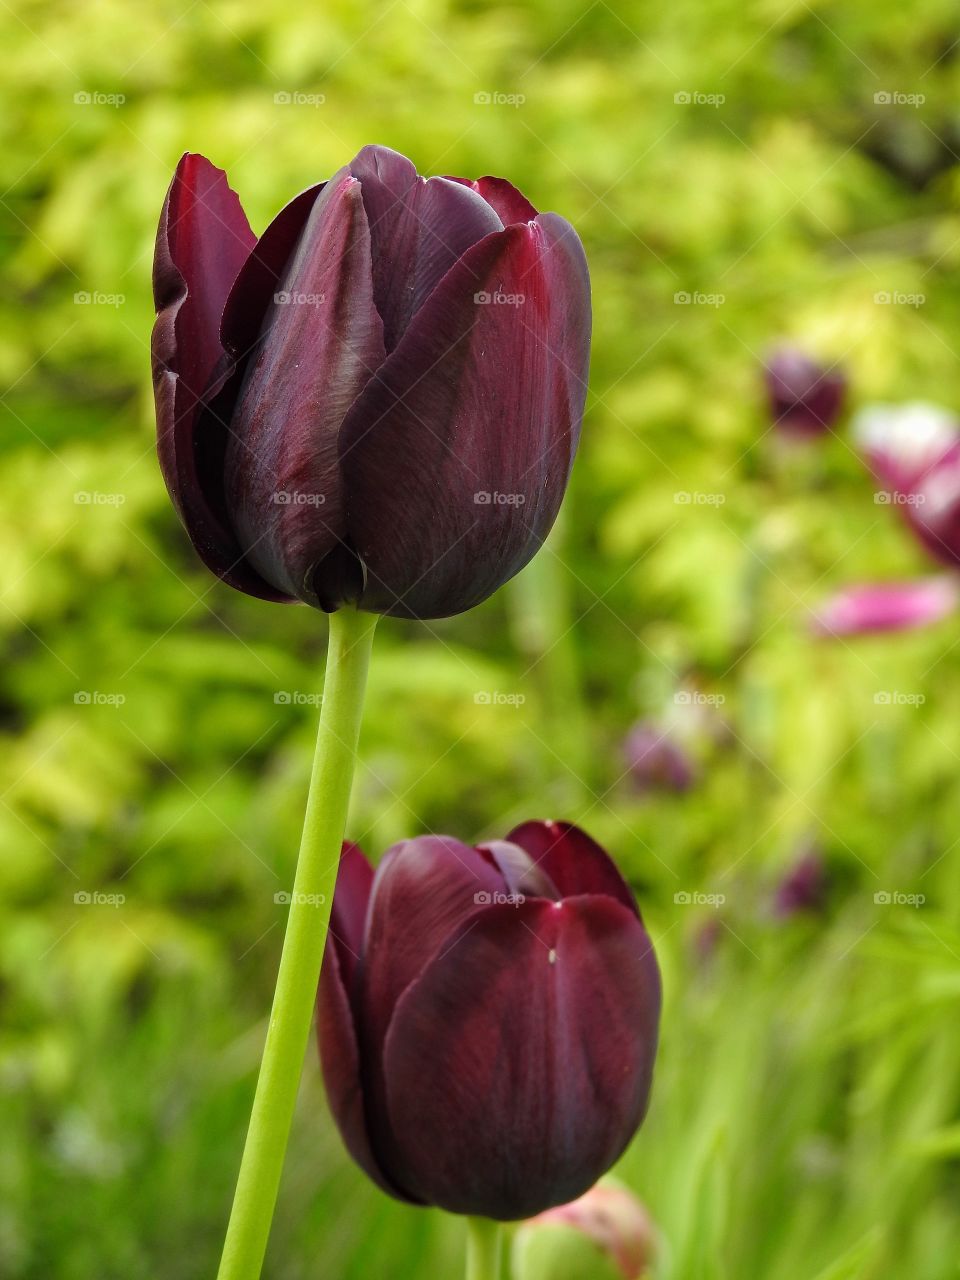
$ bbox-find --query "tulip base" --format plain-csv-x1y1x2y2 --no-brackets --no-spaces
466,1217,503,1280
216,607,378,1280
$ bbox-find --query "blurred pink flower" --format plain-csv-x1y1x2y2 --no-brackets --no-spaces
811,577,960,636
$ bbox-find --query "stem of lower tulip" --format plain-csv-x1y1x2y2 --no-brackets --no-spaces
465,1217,503,1280
217,607,379,1280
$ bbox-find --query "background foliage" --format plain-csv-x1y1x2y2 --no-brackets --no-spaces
3,0,960,1276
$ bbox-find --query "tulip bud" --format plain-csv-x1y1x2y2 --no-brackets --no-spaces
811,577,959,636
512,1180,656,1280
624,721,696,793
773,846,827,918
152,146,591,619
764,347,846,438
855,402,960,568
317,822,661,1219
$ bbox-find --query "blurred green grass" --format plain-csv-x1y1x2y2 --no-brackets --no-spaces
2,0,960,1276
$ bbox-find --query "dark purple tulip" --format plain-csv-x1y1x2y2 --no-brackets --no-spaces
773,847,827,918
624,721,695,793
151,146,591,618
764,347,846,438
856,402,960,569
316,821,661,1220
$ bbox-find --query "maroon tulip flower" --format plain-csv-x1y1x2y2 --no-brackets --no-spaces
317,821,661,1220
152,145,591,618
624,720,696,793
773,846,828,918
764,347,846,438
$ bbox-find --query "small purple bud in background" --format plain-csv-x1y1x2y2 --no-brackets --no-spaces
773,846,828,918
513,1179,657,1280
764,347,846,439
624,720,696,793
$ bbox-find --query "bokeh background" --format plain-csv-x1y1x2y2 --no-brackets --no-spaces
4,1,960,1276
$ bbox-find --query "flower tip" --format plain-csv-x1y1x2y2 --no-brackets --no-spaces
513,1180,656,1280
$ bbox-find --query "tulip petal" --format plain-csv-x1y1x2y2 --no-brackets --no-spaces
349,144,503,351
317,931,418,1201
328,841,374,994
448,174,538,225
223,169,386,608
152,154,284,598
339,213,591,618
381,895,661,1218
476,839,559,900
507,821,639,918
221,183,324,361
811,577,960,636
360,836,504,1052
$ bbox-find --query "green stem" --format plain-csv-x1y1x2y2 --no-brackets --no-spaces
217,607,379,1280
465,1217,503,1280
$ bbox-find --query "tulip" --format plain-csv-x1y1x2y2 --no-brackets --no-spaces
773,846,827,918
812,403,960,637
764,347,846,438
152,145,591,618
512,1179,656,1280
811,577,959,635
623,720,695,793
855,402,960,568
317,821,661,1220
